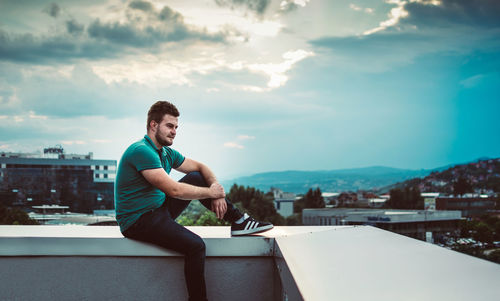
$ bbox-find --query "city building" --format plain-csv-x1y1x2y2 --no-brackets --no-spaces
436,196,497,217
321,192,339,206
302,208,461,242
0,146,116,213
270,187,296,217
422,192,440,210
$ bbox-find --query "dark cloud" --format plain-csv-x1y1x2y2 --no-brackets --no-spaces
279,1,300,13
87,18,225,47
0,4,228,64
66,19,84,35
309,0,500,68
215,0,270,15
44,3,61,18
128,0,153,12
86,4,226,47
402,0,500,29
0,29,120,63
158,6,184,23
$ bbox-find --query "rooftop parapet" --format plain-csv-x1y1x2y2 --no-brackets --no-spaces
1,226,499,301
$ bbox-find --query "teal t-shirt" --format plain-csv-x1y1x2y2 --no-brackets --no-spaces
115,135,185,232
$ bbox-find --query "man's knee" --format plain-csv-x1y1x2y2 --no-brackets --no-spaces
180,171,208,187
190,236,206,255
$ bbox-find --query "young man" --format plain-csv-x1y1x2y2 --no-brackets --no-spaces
115,101,273,301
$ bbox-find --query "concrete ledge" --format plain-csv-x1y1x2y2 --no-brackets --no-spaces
0,226,340,257
2,225,499,301
275,226,500,301
0,226,274,257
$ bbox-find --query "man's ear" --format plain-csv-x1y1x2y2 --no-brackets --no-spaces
150,120,158,131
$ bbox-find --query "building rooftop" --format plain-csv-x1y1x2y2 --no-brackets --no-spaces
1,225,499,300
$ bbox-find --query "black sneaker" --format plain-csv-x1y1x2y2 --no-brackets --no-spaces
231,213,274,236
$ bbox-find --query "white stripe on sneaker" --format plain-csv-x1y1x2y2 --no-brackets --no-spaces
244,221,252,230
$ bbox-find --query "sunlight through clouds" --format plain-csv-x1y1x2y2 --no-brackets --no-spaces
0,0,499,178
247,49,314,89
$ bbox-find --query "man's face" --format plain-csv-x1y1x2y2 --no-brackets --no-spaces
154,114,178,147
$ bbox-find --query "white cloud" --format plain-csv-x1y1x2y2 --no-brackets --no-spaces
206,87,220,93
61,140,86,145
29,111,48,120
247,49,314,89
280,0,311,10
92,48,314,91
363,0,441,35
460,74,484,89
92,139,112,144
223,142,244,149
237,134,255,140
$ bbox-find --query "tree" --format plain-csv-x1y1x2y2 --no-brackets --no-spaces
473,222,494,243
385,186,424,209
487,249,500,264
194,211,229,226
228,184,285,225
294,188,325,213
285,214,302,225
453,176,473,196
0,206,39,225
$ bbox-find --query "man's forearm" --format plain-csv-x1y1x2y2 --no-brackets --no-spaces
170,182,215,200
198,163,218,186
141,168,224,200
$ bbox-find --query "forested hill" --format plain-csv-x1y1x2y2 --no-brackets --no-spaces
378,158,500,194
221,166,432,194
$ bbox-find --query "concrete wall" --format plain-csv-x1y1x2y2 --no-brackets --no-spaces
0,257,280,301
2,225,500,301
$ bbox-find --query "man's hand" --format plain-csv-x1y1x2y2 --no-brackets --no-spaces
211,197,227,220
209,183,225,199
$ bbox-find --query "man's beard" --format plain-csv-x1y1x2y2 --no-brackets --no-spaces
155,131,173,147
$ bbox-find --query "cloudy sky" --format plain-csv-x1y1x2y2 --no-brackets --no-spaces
0,0,499,180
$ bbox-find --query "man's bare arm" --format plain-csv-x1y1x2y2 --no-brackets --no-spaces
141,168,225,200
176,158,218,185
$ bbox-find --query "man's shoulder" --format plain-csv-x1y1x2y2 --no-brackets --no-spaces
123,139,155,158
162,146,183,157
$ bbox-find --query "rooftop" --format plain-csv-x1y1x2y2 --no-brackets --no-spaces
1,225,499,301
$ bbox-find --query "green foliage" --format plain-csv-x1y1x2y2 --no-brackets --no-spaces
176,201,227,226
0,206,39,225
194,211,229,226
453,176,473,196
385,186,424,209
285,213,302,225
473,222,494,243
228,184,285,225
459,216,500,243
486,249,500,264
294,188,325,213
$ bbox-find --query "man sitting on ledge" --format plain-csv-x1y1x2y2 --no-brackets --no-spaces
115,101,273,301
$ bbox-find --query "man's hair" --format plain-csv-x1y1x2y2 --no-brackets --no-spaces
147,101,180,130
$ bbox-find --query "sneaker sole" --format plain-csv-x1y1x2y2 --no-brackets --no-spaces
231,224,274,236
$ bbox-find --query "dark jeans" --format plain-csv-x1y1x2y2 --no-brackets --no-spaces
122,172,243,301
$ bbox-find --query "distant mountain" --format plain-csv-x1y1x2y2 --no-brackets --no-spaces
221,166,433,194
378,158,500,194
